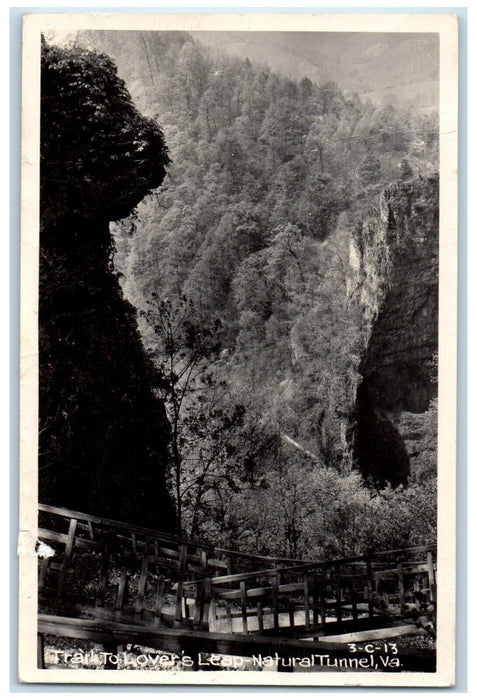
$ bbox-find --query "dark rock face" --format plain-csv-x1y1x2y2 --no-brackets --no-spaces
39,42,175,530
40,42,169,230
350,176,439,486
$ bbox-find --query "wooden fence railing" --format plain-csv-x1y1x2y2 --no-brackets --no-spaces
38,503,324,626
187,544,437,637
37,504,436,640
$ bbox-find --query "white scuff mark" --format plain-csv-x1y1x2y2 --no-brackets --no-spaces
36,540,56,559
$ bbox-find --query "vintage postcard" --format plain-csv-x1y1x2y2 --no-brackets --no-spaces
19,11,458,686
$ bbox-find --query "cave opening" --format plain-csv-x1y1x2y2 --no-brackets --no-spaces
354,382,411,488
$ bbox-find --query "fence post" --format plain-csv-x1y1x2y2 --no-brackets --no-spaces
37,633,45,669
257,601,264,634
38,558,49,592
272,578,279,630
226,603,233,632
311,578,319,624
320,592,327,630
288,601,295,629
135,537,150,615
174,544,188,625
200,549,207,572
193,580,204,629
427,549,436,602
335,564,342,624
397,561,405,610
303,576,310,629
366,555,374,619
95,548,110,607
58,517,77,596
240,580,249,633
209,586,217,632
351,587,358,620
202,578,212,630
116,572,128,611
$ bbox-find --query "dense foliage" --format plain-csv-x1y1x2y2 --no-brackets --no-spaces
69,31,438,554
40,40,170,229
39,41,175,529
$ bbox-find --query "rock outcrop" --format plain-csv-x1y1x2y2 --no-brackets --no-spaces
39,41,175,529
350,176,439,486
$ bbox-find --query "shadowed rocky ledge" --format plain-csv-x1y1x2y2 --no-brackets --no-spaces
39,40,175,530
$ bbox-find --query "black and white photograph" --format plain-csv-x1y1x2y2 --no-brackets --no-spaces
18,12,458,686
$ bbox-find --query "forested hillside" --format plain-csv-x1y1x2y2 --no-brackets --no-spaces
192,31,439,112
72,30,438,558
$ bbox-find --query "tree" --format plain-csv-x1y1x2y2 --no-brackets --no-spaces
358,155,382,186
143,296,221,533
398,158,414,181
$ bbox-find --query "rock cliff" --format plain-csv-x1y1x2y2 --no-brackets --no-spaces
39,41,175,529
350,176,439,486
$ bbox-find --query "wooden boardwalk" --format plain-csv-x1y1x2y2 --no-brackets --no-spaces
37,504,437,672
